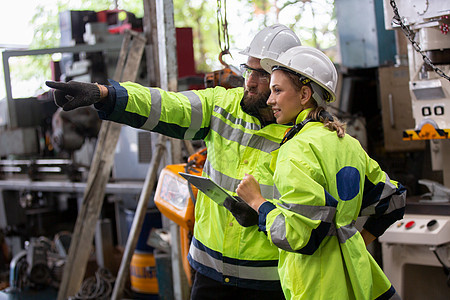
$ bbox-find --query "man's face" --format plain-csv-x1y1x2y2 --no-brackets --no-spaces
242,56,271,110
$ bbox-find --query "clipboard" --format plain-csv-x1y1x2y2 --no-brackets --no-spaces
178,172,240,205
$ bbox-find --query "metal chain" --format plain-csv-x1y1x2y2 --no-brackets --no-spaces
390,0,450,81
217,0,230,54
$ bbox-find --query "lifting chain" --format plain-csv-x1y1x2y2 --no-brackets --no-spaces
390,0,450,81
216,0,231,66
205,0,244,89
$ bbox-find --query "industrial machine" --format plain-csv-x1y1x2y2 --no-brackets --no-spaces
335,1,450,298
378,1,450,299
378,214,450,299
384,1,450,137
3,234,70,297
383,0,450,183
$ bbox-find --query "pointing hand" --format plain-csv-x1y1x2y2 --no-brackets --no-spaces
45,80,107,111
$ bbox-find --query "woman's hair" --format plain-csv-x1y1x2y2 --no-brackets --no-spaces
284,71,346,138
308,107,346,138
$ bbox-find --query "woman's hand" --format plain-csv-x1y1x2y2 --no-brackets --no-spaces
236,174,267,211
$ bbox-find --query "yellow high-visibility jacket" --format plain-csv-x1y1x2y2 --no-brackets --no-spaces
101,81,290,290
257,109,406,299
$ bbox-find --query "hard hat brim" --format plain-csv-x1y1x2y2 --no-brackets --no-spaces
261,57,336,103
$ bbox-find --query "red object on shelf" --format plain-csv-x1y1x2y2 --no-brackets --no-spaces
96,9,143,34
405,221,415,230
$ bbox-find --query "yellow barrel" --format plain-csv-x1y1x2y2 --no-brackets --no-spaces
130,252,159,294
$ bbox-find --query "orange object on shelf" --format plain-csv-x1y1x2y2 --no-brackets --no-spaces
403,123,450,140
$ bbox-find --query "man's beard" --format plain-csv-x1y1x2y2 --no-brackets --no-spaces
241,88,273,123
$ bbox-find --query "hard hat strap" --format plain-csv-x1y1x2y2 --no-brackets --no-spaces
310,82,328,107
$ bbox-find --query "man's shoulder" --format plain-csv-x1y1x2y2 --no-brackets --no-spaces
207,86,244,96
205,86,245,110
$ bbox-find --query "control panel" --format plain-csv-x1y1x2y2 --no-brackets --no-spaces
378,214,450,245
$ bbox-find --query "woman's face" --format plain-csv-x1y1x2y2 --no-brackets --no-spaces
266,70,308,124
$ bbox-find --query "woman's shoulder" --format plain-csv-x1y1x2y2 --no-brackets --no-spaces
289,124,361,152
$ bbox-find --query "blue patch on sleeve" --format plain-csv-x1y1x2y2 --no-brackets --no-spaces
258,202,276,233
336,166,360,201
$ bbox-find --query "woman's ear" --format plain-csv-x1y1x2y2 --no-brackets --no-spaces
299,85,312,106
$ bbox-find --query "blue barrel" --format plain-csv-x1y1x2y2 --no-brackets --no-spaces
125,208,162,253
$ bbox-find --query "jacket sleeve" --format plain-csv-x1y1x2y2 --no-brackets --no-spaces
263,155,338,255
96,80,222,140
360,154,406,237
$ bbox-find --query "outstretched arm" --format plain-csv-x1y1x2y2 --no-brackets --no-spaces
47,79,223,140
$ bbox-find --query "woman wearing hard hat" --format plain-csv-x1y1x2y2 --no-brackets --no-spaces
236,46,406,300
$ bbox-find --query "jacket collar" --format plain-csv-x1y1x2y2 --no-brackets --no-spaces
294,108,313,125
280,108,316,145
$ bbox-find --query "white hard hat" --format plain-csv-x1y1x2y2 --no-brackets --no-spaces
239,24,301,60
261,46,338,104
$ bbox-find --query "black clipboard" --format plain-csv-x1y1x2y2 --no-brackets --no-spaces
179,172,240,205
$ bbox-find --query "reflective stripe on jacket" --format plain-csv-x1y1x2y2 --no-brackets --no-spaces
262,109,405,299
103,81,290,290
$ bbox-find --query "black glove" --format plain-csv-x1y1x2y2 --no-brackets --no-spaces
223,197,258,227
45,80,102,111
